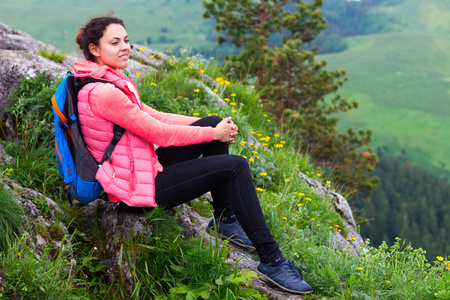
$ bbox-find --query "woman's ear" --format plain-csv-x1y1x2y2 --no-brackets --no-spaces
89,43,100,58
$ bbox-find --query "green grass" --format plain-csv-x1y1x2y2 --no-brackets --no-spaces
37,47,66,63
0,187,23,252
319,0,450,179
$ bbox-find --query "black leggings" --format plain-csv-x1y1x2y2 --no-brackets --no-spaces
121,116,281,263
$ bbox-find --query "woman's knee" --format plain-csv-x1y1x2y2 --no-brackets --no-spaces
191,116,223,127
229,155,251,172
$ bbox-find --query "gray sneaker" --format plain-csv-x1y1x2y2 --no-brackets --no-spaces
256,259,313,294
207,218,256,250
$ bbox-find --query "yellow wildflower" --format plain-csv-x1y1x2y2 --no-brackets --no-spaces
284,179,290,183
231,93,236,97
149,54,155,59
267,119,271,122
140,48,145,52
231,109,237,113
311,218,315,221
305,197,312,201
437,256,444,261
249,158,254,162
242,155,247,159
150,82,157,86
214,94,219,97
410,280,414,283
283,217,287,220
216,77,224,82
263,114,268,117
299,193,305,197
357,267,363,270
317,173,322,177
194,89,200,93
298,203,303,207
280,141,286,144
274,144,284,148
224,98,231,102
260,172,268,176
275,134,279,137
230,102,237,106
262,143,268,146
136,72,142,76
252,151,258,154
317,224,321,227
385,280,390,283
256,187,264,192
200,70,205,73
240,141,247,146
256,156,260,159
213,89,219,92
193,113,200,117
250,131,256,134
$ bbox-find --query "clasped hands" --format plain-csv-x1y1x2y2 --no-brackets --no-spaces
213,117,239,144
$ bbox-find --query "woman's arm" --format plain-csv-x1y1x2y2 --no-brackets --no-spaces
142,103,200,126
88,84,214,147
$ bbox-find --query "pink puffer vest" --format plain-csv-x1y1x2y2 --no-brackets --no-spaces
75,63,160,207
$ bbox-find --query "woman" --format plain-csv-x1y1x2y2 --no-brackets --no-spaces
74,15,313,294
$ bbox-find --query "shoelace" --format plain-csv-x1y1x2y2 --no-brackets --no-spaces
284,260,304,280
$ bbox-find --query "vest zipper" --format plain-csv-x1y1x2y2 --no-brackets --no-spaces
130,158,135,190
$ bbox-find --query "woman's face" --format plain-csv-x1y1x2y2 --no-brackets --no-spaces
89,23,130,69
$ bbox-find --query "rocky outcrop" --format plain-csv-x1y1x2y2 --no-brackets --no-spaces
0,177,69,259
299,172,364,254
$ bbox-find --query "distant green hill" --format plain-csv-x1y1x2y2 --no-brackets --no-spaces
320,0,450,178
0,0,215,53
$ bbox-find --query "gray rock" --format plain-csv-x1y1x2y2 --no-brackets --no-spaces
299,172,364,254
0,22,56,52
0,177,70,260
129,44,170,69
0,143,13,164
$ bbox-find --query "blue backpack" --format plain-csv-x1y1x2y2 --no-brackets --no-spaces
51,72,125,204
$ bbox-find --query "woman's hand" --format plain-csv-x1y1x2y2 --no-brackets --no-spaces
213,117,239,144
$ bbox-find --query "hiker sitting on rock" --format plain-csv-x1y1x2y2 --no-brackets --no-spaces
73,14,313,294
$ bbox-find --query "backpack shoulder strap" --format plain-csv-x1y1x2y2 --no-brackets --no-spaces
72,76,126,164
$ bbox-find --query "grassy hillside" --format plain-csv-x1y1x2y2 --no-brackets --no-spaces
2,52,450,299
319,0,450,178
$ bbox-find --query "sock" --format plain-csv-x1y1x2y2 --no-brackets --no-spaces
268,255,286,267
220,214,237,224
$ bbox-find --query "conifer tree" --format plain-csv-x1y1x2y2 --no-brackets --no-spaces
203,0,378,194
